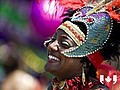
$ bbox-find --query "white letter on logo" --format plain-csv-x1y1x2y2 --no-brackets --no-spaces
113,75,117,84
100,75,104,84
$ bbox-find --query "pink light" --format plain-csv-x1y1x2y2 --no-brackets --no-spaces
43,0,56,15
41,0,64,21
31,0,63,39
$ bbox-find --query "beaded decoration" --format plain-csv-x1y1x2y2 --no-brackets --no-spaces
57,21,85,46
61,6,113,58
52,76,101,90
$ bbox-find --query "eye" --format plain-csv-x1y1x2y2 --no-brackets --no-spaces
44,36,56,47
51,36,56,41
60,41,72,49
44,39,52,47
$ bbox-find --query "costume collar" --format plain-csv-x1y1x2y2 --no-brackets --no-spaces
52,76,100,90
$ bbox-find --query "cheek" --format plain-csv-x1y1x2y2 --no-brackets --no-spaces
59,47,67,53
60,54,81,70
65,58,82,69
61,55,75,63
61,57,75,68
67,59,74,64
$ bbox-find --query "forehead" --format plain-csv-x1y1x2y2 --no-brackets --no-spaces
56,29,73,39
56,29,77,45
55,29,68,38
56,29,67,35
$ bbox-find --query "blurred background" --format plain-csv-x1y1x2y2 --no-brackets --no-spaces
0,0,63,89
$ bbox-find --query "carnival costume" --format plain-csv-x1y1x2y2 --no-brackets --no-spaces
44,0,120,90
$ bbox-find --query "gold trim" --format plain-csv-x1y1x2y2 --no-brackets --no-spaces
57,21,85,46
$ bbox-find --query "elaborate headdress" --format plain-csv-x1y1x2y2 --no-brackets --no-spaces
45,0,120,68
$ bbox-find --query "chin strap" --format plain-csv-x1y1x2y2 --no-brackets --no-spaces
88,50,104,69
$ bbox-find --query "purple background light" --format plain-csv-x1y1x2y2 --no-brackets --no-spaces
31,0,64,39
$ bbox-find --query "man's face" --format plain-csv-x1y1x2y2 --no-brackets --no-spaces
44,30,82,78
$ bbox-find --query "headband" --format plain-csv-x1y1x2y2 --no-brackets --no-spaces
57,21,85,46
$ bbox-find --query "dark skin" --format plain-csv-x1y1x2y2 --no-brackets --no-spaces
44,30,83,81
45,30,109,90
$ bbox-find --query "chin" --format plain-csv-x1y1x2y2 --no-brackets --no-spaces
44,63,55,73
44,63,61,76
44,63,49,71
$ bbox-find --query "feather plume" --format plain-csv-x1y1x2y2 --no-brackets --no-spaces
59,0,87,10
47,0,120,21
106,0,120,22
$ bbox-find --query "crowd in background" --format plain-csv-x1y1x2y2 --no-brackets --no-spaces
0,0,52,90
0,0,120,90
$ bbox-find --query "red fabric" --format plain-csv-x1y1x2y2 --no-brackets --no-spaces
52,76,100,90
88,51,104,69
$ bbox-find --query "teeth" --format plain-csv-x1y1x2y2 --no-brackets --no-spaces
48,55,60,61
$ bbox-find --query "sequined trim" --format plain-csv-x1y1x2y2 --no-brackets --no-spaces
57,21,85,46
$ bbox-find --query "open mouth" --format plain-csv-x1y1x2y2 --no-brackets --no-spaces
48,55,60,62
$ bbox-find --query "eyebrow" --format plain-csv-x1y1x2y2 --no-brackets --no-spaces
61,34,78,47
56,29,75,43
61,34,76,44
61,34,71,39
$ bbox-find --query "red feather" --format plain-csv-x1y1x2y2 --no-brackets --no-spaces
106,0,120,22
59,0,88,10
47,0,89,10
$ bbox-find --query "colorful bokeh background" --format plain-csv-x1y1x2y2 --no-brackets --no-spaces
0,0,63,89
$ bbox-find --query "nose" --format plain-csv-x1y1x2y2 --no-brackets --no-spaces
47,40,59,51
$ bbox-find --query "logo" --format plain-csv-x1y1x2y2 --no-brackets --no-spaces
100,75,117,84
